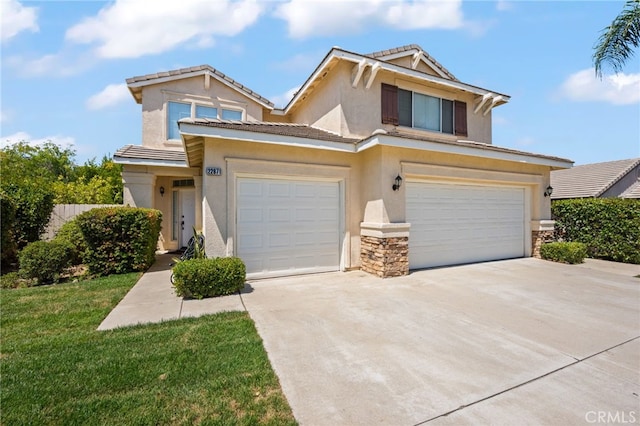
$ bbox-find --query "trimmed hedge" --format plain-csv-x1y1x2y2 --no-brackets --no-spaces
552,198,640,264
76,207,162,276
19,240,73,284
53,219,87,265
172,257,246,299
540,242,587,264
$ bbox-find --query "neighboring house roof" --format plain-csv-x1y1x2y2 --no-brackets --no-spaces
620,180,640,198
365,44,458,81
550,158,640,199
126,65,274,109
114,145,187,167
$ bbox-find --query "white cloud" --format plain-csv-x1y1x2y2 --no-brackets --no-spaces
559,68,640,105
515,136,535,147
270,86,301,108
2,132,75,149
6,52,94,77
65,0,263,58
1,0,38,43
275,0,463,39
496,1,513,12
86,83,130,110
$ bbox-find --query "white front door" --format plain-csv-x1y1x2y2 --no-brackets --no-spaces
407,182,525,270
237,177,341,279
180,189,196,248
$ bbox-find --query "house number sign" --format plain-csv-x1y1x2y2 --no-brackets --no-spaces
206,167,222,176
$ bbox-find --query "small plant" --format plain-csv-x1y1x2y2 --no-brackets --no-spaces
540,242,588,264
172,257,246,299
19,240,74,284
0,272,28,289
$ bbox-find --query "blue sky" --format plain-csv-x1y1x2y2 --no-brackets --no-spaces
1,0,639,166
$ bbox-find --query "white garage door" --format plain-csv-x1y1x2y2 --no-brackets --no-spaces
407,182,525,270
237,177,341,278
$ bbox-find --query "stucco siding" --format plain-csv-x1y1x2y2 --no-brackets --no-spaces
140,75,265,149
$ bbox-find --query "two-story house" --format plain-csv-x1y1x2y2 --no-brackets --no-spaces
114,44,573,279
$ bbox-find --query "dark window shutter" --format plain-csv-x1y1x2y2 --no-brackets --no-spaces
454,100,468,136
381,83,398,125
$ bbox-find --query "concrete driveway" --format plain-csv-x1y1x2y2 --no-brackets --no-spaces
241,258,640,425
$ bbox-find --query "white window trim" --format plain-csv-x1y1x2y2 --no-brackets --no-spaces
165,96,246,141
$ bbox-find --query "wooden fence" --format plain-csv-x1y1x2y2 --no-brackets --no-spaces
43,204,123,240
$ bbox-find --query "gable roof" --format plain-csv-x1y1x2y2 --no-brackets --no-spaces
620,180,640,198
126,64,274,109
365,44,458,81
114,145,187,167
283,45,509,115
551,158,640,199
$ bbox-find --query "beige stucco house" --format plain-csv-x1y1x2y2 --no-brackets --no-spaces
114,44,573,279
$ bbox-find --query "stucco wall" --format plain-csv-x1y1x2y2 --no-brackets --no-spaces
139,75,265,149
199,137,552,269
290,61,493,144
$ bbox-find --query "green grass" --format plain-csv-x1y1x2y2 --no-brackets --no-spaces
1,274,296,425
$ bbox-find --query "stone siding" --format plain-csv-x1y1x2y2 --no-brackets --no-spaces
360,236,409,278
532,229,555,258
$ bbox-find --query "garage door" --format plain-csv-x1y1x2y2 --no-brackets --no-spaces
407,182,525,269
237,178,341,278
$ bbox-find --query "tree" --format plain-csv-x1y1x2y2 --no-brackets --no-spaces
593,0,640,78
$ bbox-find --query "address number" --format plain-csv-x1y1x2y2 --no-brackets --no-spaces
206,167,222,176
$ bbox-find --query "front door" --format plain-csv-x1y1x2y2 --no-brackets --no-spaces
179,189,196,248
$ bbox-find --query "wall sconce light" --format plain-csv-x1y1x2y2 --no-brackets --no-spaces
543,185,553,197
392,174,403,191
159,186,165,197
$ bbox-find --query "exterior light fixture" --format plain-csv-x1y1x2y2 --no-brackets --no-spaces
159,186,165,197
392,174,403,191
544,185,553,197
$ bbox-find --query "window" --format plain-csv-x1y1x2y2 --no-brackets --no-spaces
381,84,467,136
221,109,242,120
196,105,217,119
168,102,191,140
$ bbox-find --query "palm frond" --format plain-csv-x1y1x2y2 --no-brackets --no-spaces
593,0,640,78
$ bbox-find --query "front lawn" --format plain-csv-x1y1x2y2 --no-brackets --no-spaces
1,274,296,425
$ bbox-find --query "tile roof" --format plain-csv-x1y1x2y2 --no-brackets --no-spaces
365,44,458,81
551,158,640,199
180,118,360,145
384,130,572,164
126,65,274,108
620,179,640,199
114,145,187,164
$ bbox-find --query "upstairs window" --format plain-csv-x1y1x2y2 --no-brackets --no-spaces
382,83,467,136
167,101,244,140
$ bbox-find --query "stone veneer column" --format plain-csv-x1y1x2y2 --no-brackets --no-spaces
531,220,556,258
360,222,411,278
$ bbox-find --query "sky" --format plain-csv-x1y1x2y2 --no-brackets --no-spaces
1,0,639,166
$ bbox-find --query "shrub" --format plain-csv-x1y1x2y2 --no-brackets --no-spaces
76,207,162,276
540,242,588,264
53,219,87,265
1,192,17,269
0,272,28,289
19,240,74,284
172,257,246,299
552,198,640,264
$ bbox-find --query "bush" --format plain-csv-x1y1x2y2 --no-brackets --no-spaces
53,219,87,265
540,242,588,264
1,192,17,269
552,198,640,264
0,272,28,289
76,207,162,276
19,240,74,284
172,257,246,299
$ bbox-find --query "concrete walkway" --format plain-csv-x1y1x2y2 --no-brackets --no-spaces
97,254,245,330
